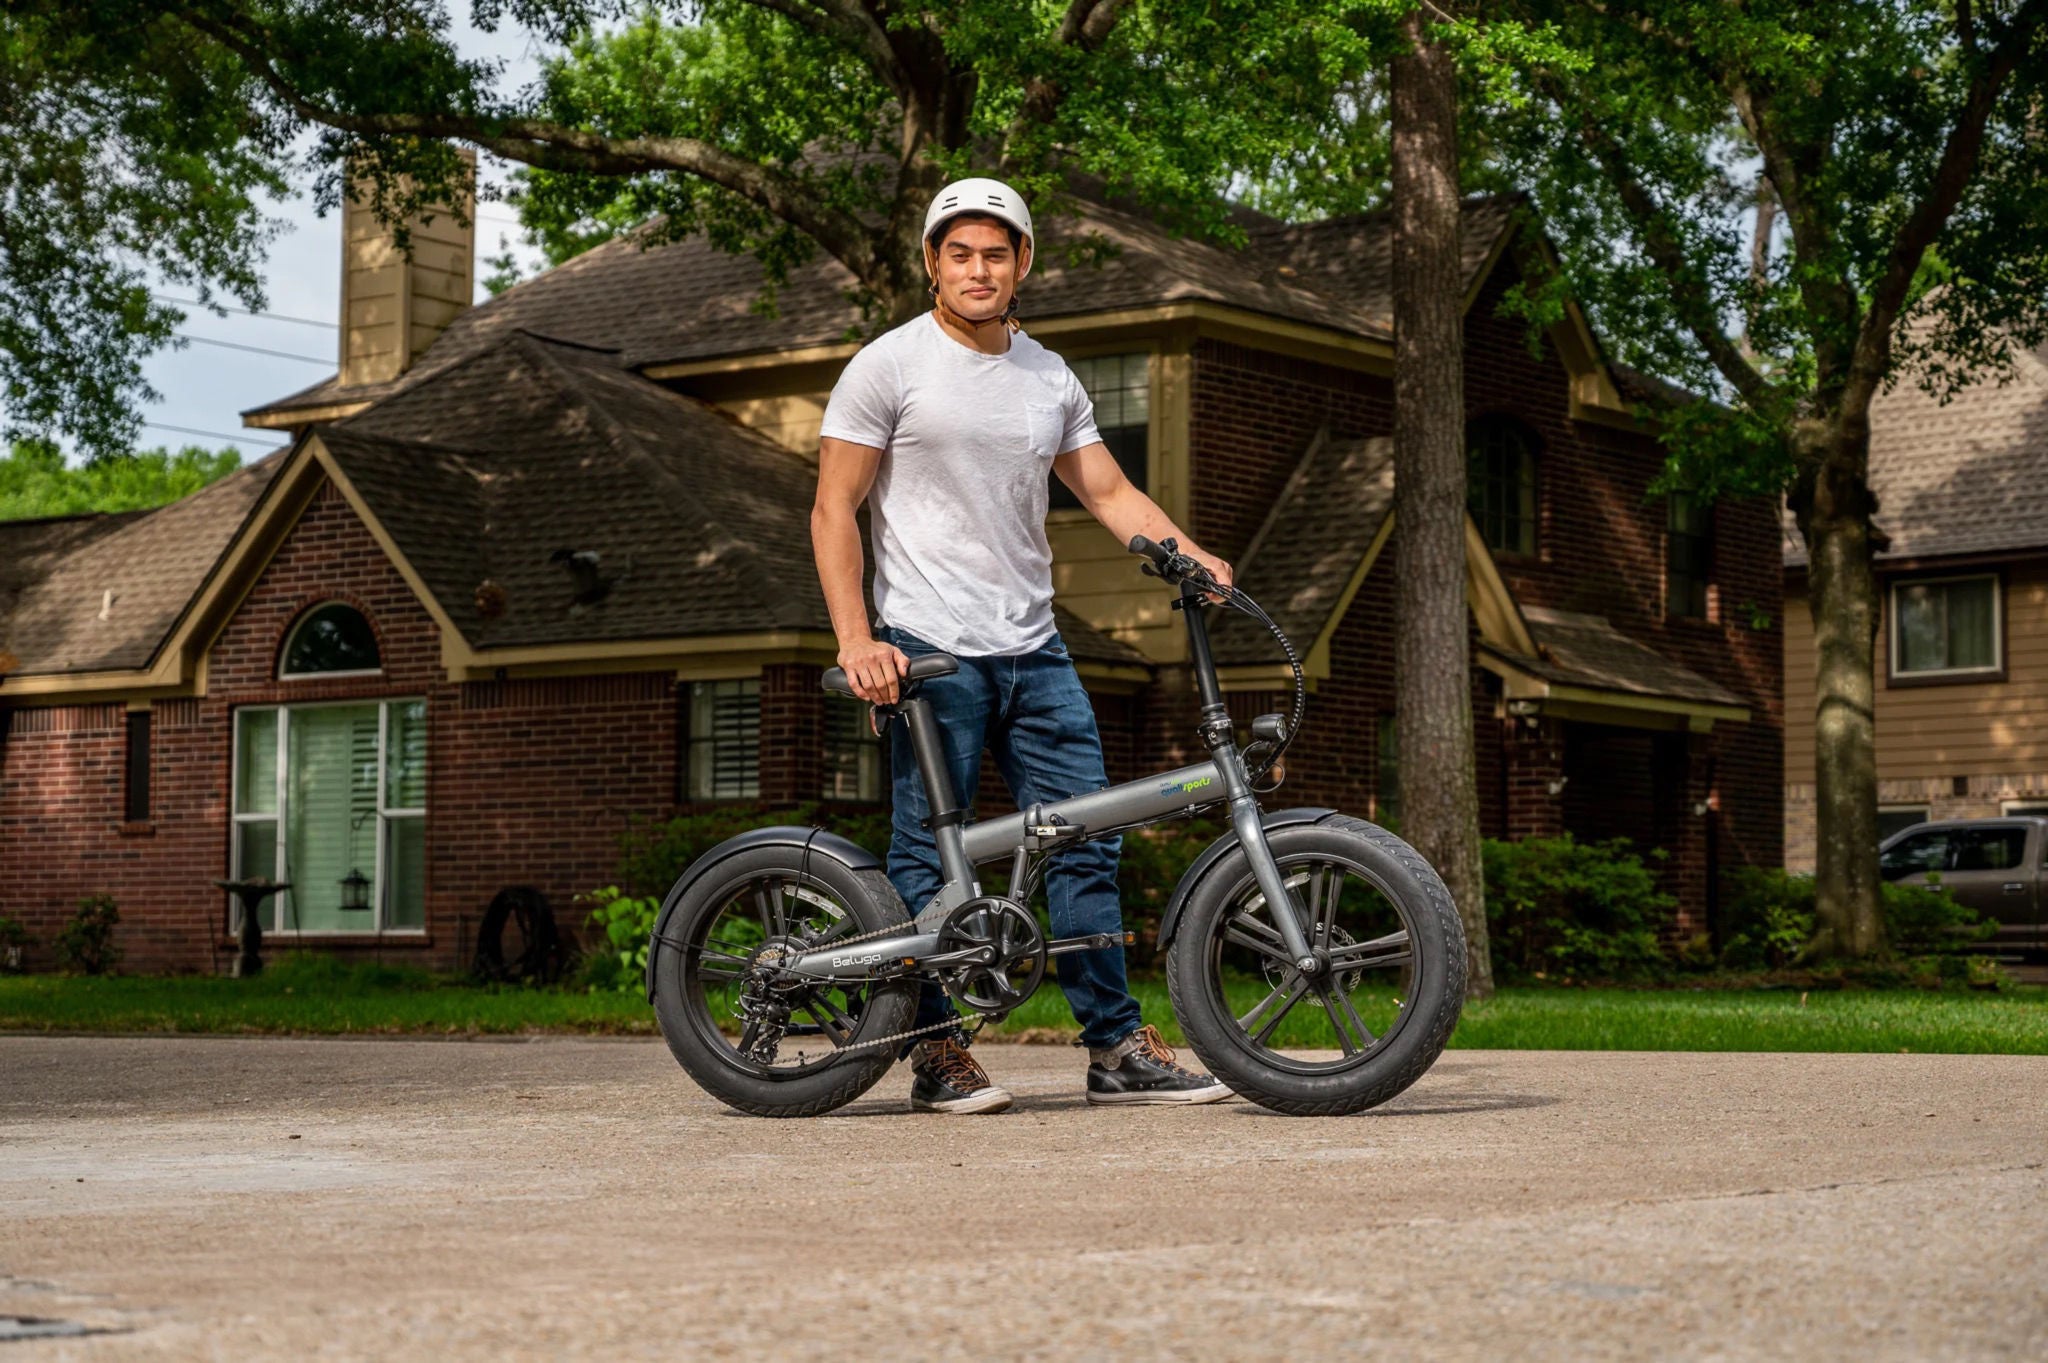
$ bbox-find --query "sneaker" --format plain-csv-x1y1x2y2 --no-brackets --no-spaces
909,1032,1013,1114
1086,1025,1232,1105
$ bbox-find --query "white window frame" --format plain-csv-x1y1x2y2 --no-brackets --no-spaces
1889,573,2002,679
229,698,426,936
279,601,384,680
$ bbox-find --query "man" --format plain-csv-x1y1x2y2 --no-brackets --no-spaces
811,176,1234,1114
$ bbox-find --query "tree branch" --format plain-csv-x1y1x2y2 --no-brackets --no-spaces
738,0,905,99
1002,0,1131,163
1844,0,2046,416
177,5,881,288
1534,70,1771,405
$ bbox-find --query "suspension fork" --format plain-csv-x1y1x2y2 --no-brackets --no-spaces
1179,584,1321,975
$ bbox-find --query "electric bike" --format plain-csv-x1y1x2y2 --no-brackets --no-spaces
647,535,1466,1116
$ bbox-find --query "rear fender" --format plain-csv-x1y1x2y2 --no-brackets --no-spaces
644,826,882,1002
1155,808,1338,951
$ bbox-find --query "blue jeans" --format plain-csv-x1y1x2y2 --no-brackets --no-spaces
880,625,1144,1050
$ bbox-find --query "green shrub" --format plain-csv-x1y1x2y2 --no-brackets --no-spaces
1111,818,1226,968
54,896,122,975
1717,868,1992,967
1717,868,1816,970
579,885,661,993
1481,836,1673,982
1883,878,1995,956
0,915,32,973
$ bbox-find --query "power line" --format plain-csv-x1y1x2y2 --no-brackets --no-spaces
142,421,288,449
153,294,337,330
174,333,333,366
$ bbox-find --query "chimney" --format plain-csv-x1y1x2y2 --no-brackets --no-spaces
339,149,476,388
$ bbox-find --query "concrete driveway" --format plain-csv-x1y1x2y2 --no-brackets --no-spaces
2,1035,2042,1360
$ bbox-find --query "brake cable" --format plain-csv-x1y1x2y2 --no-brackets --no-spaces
1151,548,1306,787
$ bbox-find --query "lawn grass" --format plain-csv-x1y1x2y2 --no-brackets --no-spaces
2,956,2043,1054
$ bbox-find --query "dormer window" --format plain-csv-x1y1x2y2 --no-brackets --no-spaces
280,603,381,679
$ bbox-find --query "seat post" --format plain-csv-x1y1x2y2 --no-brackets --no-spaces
900,693,977,899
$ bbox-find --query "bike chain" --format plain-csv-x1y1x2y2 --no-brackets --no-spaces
738,910,991,1059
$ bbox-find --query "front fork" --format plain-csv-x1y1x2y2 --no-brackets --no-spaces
1179,585,1321,975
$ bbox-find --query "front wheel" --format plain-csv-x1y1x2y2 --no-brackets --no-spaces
1165,816,1466,1116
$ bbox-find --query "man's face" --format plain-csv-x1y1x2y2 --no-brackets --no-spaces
930,216,1027,321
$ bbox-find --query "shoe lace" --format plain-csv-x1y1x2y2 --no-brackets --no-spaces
1131,1024,1195,1076
926,1039,988,1091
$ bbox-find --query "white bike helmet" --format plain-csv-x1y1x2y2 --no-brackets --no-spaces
923,177,1034,280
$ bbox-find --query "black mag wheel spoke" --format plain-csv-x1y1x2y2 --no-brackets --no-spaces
801,992,857,1047
1316,981,1376,1055
1315,865,1342,943
1240,974,1310,1044
1222,922,1293,965
1328,929,1412,972
753,880,789,937
808,915,855,946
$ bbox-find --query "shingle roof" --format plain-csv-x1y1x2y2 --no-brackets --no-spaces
0,457,284,676
317,332,1148,664
1210,434,1395,664
245,196,1525,426
1484,606,1745,710
1784,339,2048,568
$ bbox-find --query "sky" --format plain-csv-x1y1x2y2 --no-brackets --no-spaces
125,9,560,463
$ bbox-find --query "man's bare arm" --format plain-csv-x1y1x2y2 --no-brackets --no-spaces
1053,441,1234,592
811,436,909,703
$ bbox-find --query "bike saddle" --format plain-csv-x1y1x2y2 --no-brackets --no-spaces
821,652,959,698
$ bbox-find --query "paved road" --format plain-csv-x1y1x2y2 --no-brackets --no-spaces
2,1036,2043,1360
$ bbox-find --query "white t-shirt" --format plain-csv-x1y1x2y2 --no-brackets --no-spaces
819,312,1100,657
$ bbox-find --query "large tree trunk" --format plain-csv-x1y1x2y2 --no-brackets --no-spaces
1391,10,1493,999
1800,430,1887,957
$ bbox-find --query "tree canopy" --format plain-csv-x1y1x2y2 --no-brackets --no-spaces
2,0,1413,458
0,441,242,520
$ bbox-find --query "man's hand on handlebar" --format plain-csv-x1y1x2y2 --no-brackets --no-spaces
1129,534,1233,604
1186,547,1233,604
839,636,910,704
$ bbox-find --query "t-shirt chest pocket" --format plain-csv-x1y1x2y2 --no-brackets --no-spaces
1022,401,1066,461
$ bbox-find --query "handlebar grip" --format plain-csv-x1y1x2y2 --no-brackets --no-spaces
1128,535,1172,567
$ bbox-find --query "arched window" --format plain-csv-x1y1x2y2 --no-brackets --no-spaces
1466,417,1538,556
280,602,381,678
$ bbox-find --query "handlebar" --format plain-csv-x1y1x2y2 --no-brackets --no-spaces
1127,534,1215,591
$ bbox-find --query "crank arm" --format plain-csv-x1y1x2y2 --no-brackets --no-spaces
1045,931,1137,957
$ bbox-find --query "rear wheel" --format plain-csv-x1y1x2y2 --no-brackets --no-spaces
650,845,915,1117
1165,817,1465,1116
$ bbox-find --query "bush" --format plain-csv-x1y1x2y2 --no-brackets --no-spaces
1482,836,1673,982
54,895,122,975
0,915,32,973
1717,868,1815,970
578,885,661,993
1111,818,1225,968
1717,868,1993,968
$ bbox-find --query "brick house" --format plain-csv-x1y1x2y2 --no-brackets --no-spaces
0,185,1782,972
1783,338,2048,866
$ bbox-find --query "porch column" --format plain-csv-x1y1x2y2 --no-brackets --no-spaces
1654,733,1716,942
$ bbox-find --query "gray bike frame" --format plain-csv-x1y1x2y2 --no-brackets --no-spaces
782,576,1322,984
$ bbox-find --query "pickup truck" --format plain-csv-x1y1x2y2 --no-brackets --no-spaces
1879,817,2048,956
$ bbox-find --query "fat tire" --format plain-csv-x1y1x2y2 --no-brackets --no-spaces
1165,816,1465,1116
651,849,915,1118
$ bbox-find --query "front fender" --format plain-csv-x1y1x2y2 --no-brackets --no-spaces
1155,807,1338,952
643,825,883,1002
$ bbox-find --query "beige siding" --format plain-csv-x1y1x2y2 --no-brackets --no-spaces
338,157,475,388
1784,559,2048,780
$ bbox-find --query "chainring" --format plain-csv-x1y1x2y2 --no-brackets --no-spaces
934,897,1047,1017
